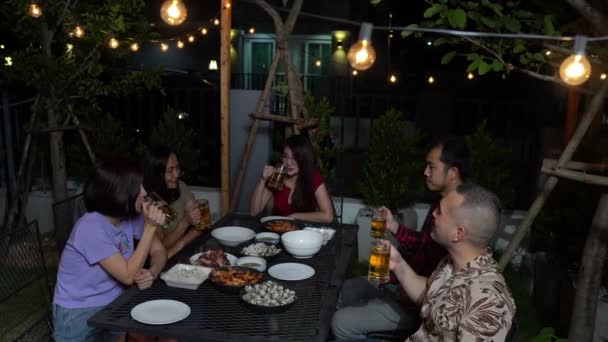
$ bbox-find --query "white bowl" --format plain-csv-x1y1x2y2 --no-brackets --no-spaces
281,230,323,259
236,256,267,272
160,264,212,290
211,226,255,247
255,232,280,244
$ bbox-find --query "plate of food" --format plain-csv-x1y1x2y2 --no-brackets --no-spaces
209,266,263,292
263,218,302,233
238,241,283,258
160,264,212,290
240,280,296,313
190,248,237,268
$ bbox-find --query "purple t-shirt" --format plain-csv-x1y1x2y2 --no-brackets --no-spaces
53,212,144,308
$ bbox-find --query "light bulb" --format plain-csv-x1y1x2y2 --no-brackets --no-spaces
29,4,42,18
559,54,591,86
225,2,231,9
249,27,255,34
214,18,220,26
315,60,321,67
352,70,358,76
160,0,187,26
467,72,474,80
601,73,607,80
209,60,218,70
108,38,119,49
428,76,435,84
188,35,195,43
130,42,139,52
73,26,85,38
389,75,397,83
347,23,376,71
160,43,169,51
201,27,208,35
177,40,184,48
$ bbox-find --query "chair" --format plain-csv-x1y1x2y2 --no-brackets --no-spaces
52,193,86,253
0,220,53,341
368,320,517,342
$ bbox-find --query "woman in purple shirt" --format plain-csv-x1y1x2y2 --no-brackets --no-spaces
53,159,167,341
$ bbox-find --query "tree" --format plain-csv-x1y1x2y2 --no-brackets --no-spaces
0,0,162,232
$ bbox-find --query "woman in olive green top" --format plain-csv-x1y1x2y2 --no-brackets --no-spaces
142,146,205,258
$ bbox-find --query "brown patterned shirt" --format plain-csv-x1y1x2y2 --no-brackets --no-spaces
406,252,516,342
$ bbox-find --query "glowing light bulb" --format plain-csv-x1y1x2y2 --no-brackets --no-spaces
73,26,85,38
559,54,591,86
177,40,184,48
601,73,607,80
201,27,208,35
347,23,376,71
29,4,42,18
559,36,592,86
225,3,231,9
130,42,139,52
108,38,119,49
160,43,169,51
315,60,321,67
545,50,551,56
188,35,195,43
249,27,255,34
428,76,435,84
467,72,474,80
389,74,397,83
160,0,187,26
352,70,358,76
214,18,220,26
209,59,218,70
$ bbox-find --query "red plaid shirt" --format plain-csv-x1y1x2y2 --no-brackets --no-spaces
391,201,447,305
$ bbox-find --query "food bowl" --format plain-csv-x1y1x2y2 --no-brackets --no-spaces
189,252,237,267
255,232,280,244
303,227,336,245
236,256,267,272
263,219,302,234
281,230,323,259
209,266,263,293
211,226,255,247
240,280,297,313
238,241,283,259
160,263,212,290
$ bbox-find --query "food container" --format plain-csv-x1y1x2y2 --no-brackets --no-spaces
211,226,255,247
303,227,336,245
209,266,263,293
240,281,297,313
255,232,280,244
281,230,323,258
236,256,267,272
160,263,212,290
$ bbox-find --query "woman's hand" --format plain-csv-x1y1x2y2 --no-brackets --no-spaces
134,269,155,290
143,202,166,229
261,165,275,181
384,207,400,234
185,200,201,226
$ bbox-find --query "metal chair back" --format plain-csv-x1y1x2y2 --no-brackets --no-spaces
52,193,86,253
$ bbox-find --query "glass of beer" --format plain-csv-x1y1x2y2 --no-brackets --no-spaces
144,192,177,229
266,163,287,191
195,199,211,231
368,240,390,284
370,207,387,239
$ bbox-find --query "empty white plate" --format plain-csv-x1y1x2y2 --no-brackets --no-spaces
189,252,237,266
268,263,315,281
131,299,190,325
260,216,294,224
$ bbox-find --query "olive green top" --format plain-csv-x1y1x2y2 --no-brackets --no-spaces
164,181,194,233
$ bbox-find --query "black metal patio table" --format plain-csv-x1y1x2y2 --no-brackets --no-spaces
88,213,358,341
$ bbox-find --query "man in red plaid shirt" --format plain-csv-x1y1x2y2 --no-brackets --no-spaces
331,138,469,341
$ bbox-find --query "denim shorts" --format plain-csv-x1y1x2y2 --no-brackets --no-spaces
52,304,123,342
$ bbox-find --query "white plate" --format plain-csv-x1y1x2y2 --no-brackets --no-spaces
189,252,237,266
268,263,315,281
260,216,294,224
131,299,190,325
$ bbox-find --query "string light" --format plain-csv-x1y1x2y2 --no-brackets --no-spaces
225,2,231,9
177,40,184,48
130,42,139,52
73,26,85,38
601,73,607,80
29,3,42,18
201,27,208,35
108,38,119,49
389,74,397,83
545,50,551,56
248,27,255,34
467,72,474,80
347,22,376,71
352,70,358,76
188,35,195,43
160,43,169,51
315,60,321,67
214,18,220,26
209,59,218,70
559,36,591,86
4,56,13,66
428,76,435,84
160,0,187,26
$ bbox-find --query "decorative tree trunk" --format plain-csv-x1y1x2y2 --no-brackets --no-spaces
568,194,608,342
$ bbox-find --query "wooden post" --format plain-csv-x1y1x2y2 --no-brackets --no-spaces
564,88,580,145
220,0,232,215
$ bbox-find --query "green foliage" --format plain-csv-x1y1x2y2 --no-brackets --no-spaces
358,109,425,211
465,121,515,208
532,327,568,342
145,108,199,180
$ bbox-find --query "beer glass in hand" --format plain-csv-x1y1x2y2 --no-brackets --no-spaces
266,164,287,191
195,198,211,231
368,239,390,284
144,192,177,230
370,207,387,239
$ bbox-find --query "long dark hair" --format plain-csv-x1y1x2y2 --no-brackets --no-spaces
84,158,142,219
286,135,317,212
142,146,180,203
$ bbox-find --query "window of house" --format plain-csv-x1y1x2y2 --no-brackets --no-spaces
305,42,331,76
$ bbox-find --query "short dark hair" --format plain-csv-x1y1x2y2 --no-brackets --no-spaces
454,182,502,247
432,137,470,181
142,145,180,203
84,158,142,218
